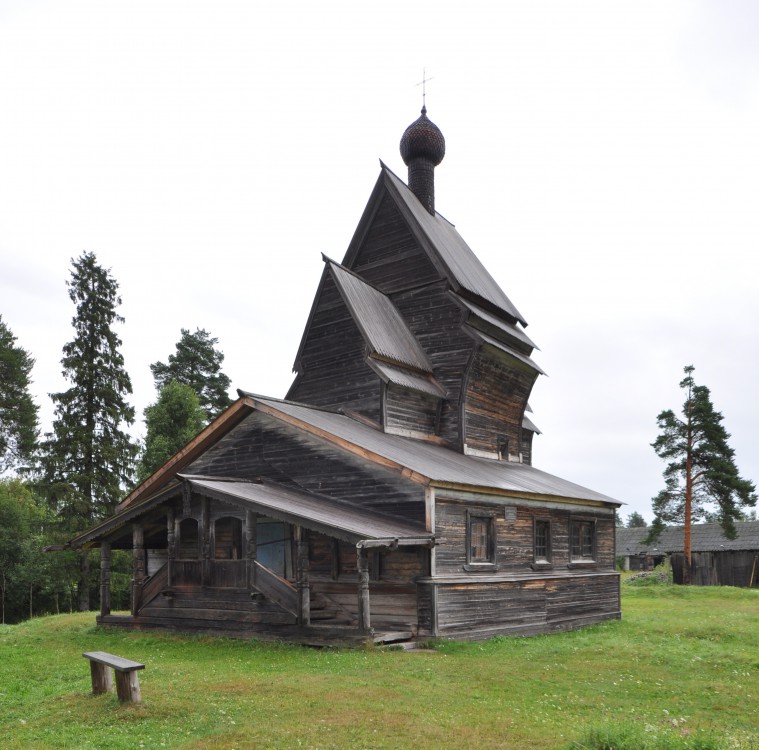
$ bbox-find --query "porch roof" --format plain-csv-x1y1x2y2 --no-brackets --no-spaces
183,476,433,545
69,475,433,549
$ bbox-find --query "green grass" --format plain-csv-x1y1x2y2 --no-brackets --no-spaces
1,585,757,749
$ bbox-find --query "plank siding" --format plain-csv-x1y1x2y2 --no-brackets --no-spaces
391,282,476,448
384,384,438,436
349,193,442,294
435,573,620,639
435,500,613,574
463,346,537,457
189,412,426,522
289,275,382,420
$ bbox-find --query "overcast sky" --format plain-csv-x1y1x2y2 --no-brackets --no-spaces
1,0,758,521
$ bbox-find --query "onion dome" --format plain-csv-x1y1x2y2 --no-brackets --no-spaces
400,106,446,167
399,106,445,215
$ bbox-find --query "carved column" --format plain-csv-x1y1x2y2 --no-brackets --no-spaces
131,524,145,615
357,546,371,633
200,497,211,586
99,542,111,617
245,510,258,588
295,526,310,626
166,507,175,588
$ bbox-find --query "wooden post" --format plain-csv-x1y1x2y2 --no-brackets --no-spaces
245,510,258,588
295,526,310,626
357,547,371,633
131,524,145,615
89,661,113,694
200,497,211,586
99,542,111,617
115,670,142,703
166,507,175,589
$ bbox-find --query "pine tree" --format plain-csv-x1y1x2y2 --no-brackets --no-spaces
0,316,39,473
150,328,232,421
649,365,755,583
41,252,137,610
137,380,206,482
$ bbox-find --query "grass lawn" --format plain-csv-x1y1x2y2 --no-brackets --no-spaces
1,583,757,749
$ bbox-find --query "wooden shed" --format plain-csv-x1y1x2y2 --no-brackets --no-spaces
68,107,622,645
616,522,759,587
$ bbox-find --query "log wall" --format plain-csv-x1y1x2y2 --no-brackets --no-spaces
433,573,620,640
435,499,616,574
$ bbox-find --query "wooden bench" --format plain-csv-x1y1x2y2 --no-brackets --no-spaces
82,651,145,703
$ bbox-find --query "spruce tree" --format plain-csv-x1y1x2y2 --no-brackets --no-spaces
41,252,137,610
625,512,646,528
649,365,755,583
0,316,39,473
150,328,232,420
137,380,206,482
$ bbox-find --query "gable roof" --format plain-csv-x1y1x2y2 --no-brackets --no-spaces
341,166,527,326
246,394,619,505
617,522,759,554
326,258,433,373
120,392,620,516
380,166,528,326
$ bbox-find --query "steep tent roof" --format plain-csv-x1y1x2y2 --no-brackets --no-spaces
380,166,528,326
340,165,528,326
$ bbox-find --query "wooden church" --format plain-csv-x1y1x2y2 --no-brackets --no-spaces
69,107,622,645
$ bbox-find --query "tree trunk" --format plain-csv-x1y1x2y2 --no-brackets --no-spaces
683,396,693,585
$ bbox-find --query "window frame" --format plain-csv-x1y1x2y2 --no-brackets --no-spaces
464,510,498,572
569,516,597,566
532,518,553,569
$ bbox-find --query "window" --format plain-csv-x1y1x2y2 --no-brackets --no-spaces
570,519,595,561
534,519,551,563
466,511,497,570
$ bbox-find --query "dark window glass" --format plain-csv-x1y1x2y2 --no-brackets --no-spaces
535,520,550,561
571,520,595,559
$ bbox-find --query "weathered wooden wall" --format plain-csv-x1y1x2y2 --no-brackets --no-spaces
463,346,537,458
434,498,616,574
671,551,759,587
432,574,620,640
384,384,439,436
348,192,441,294
425,495,620,639
288,273,382,421
189,412,427,522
